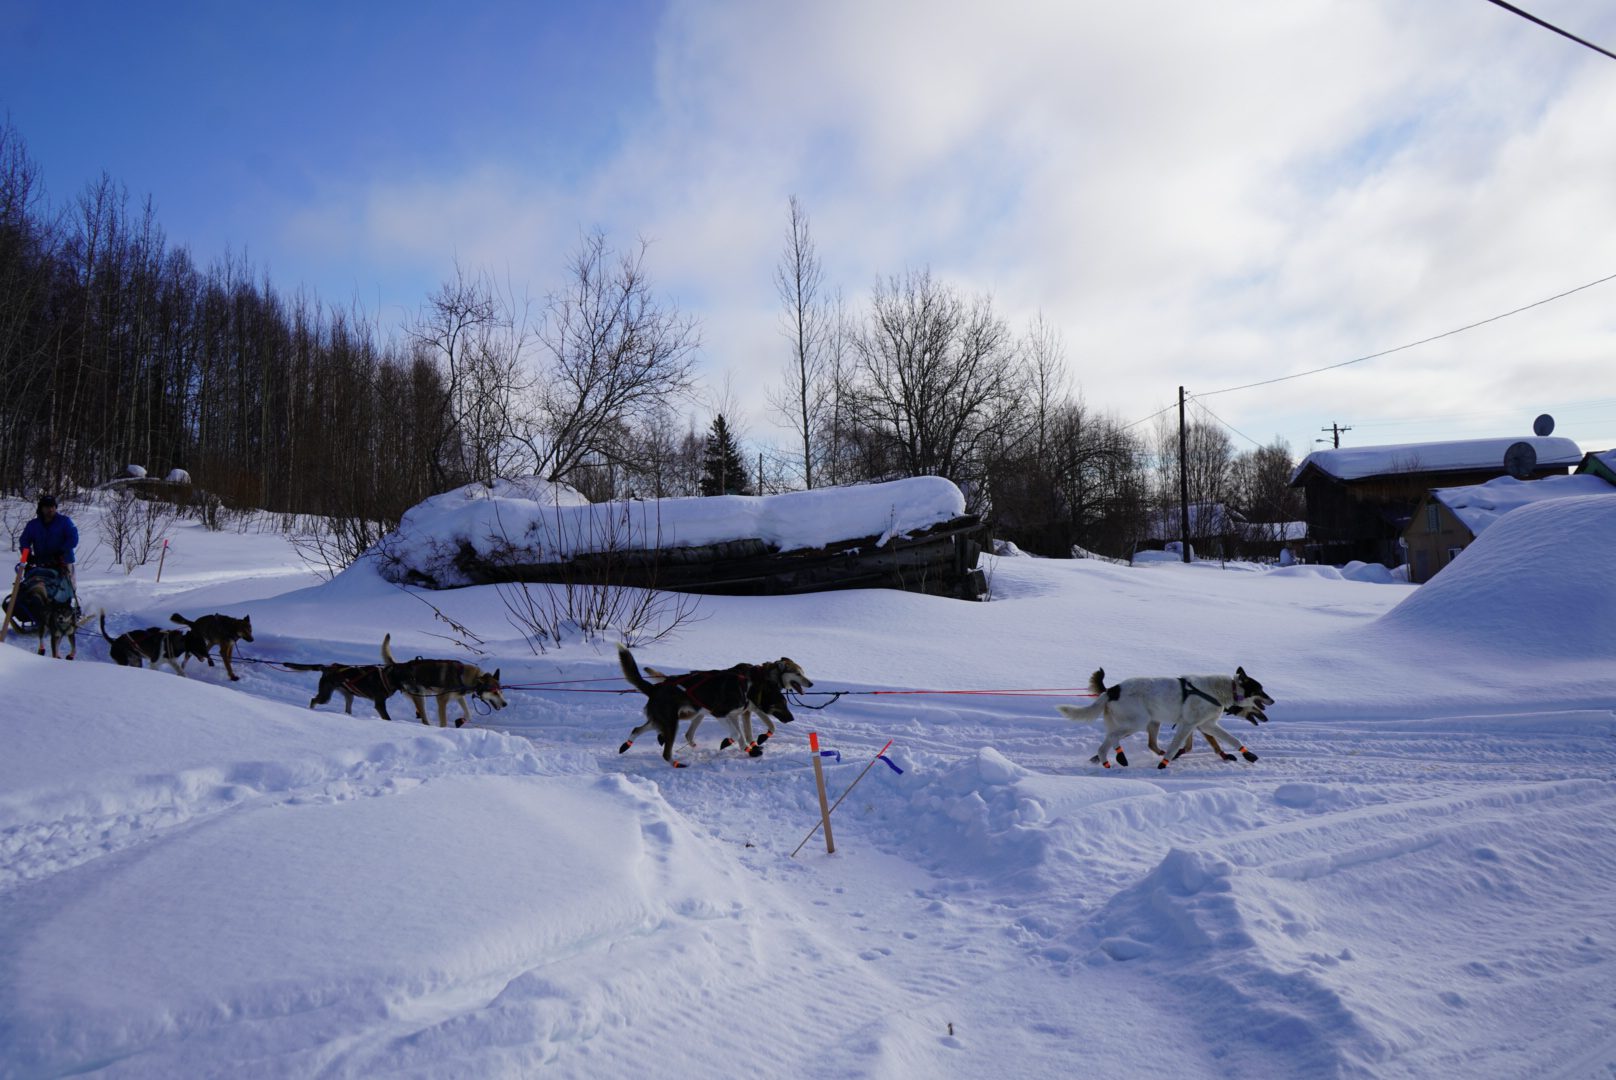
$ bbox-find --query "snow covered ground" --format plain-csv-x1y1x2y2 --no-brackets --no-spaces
3,493,1614,1079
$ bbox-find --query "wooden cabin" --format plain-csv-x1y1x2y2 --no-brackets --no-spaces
1290,436,1582,567
1402,472,1615,583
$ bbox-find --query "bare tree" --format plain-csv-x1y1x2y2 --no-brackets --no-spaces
846,269,1024,504
1229,440,1303,541
767,196,832,489
527,230,700,485
408,264,532,489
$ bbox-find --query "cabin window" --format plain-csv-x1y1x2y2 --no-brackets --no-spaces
1426,503,1440,532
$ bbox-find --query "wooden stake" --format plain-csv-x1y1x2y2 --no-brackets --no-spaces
0,547,27,641
806,731,836,856
155,538,169,583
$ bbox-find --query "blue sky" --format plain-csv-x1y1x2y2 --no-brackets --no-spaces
4,0,1615,459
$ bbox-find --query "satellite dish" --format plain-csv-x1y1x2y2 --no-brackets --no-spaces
1533,413,1555,437
1503,441,1537,480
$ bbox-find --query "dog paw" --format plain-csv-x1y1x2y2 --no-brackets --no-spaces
747,745,763,758
618,740,633,754
1240,749,1259,762
670,760,687,769
756,732,772,744
1157,759,1170,770
719,738,734,750
1113,749,1129,767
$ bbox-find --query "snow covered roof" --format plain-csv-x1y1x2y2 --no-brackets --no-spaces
1144,503,1243,540
1291,436,1583,484
1429,473,1615,536
1577,449,1616,482
375,476,970,588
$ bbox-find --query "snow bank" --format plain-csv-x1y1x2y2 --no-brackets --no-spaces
1432,473,1612,536
1378,494,1616,656
375,476,968,587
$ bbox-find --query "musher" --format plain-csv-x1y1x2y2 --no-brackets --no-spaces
17,493,80,607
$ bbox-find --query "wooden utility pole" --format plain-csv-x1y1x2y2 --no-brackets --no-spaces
1319,423,1351,448
1178,386,1191,564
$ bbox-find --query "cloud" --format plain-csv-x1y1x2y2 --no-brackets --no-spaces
271,0,1616,453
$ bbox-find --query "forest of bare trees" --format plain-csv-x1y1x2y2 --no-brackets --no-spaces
0,120,1301,567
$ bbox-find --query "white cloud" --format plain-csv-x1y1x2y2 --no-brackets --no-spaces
272,0,1616,454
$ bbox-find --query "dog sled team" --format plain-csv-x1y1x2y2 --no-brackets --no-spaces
11,493,1279,769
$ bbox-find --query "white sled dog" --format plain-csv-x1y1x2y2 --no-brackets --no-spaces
1058,667,1274,769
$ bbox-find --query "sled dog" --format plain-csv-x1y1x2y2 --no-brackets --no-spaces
1058,667,1274,769
617,646,763,767
171,612,254,681
654,657,814,751
379,634,505,727
283,660,398,720
17,574,80,659
101,612,194,674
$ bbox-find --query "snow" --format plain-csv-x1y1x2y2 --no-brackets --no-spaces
4,493,1616,1078
1431,473,1614,536
1291,435,1584,482
377,476,968,587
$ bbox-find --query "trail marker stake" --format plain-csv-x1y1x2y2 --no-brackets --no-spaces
806,731,835,856
155,538,169,583
791,737,899,859
0,547,27,641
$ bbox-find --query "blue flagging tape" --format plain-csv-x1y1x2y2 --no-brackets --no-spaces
878,754,903,775
819,749,842,764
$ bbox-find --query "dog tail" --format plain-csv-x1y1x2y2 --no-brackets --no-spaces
99,610,115,644
381,633,396,666
170,612,194,627
1058,669,1110,723
617,644,656,697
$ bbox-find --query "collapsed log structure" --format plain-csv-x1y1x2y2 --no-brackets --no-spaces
442,514,989,601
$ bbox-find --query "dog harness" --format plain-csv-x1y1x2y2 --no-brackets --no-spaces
1179,678,1222,709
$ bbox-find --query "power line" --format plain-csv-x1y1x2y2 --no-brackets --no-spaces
1196,269,1616,399
1483,0,1616,62
1191,397,1265,449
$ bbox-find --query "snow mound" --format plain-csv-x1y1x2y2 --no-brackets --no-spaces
375,476,968,587
1083,847,1388,1075
1378,495,1616,656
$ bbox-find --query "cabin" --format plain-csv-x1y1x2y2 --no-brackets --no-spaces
1141,502,1244,560
1575,448,1616,485
1402,472,1616,583
1289,436,1582,567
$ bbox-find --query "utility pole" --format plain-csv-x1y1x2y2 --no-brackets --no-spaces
1319,422,1351,449
1178,386,1191,564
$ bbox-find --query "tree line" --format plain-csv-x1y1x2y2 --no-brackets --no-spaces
0,121,1301,562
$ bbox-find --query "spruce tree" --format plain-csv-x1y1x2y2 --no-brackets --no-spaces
700,414,751,496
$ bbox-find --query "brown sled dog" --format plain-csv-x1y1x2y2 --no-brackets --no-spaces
171,612,254,681
282,661,398,720
101,612,194,675
379,634,506,727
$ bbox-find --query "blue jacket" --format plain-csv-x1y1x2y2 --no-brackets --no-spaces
19,513,78,566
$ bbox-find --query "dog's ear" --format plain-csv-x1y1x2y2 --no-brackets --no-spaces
1236,666,1246,677
492,668,500,682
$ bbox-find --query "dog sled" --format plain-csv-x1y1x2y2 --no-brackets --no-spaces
3,564,79,636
